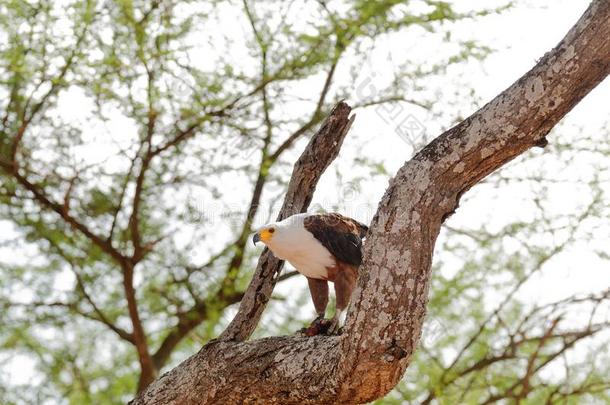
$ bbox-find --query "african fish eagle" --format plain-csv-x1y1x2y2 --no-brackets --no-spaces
253,212,368,335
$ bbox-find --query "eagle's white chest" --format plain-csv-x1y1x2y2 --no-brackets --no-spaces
267,226,335,280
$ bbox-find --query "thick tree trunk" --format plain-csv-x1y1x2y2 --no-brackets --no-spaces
131,1,610,404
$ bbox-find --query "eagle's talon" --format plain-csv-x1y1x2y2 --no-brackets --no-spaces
299,317,333,336
324,317,341,335
313,313,325,323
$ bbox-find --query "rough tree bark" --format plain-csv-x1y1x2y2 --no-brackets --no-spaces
131,1,610,404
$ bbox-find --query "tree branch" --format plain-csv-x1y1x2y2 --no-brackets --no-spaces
123,261,156,392
0,164,126,264
10,22,88,168
268,58,338,162
151,291,244,370
72,268,135,344
123,64,159,391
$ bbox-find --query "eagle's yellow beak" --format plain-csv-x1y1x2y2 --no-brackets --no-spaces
253,228,274,245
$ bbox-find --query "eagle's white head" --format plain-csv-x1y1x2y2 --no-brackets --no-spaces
252,214,308,256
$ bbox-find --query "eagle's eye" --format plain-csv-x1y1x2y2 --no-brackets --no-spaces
268,228,275,233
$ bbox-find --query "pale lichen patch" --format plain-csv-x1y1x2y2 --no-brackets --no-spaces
385,250,400,268
563,44,576,61
370,311,393,342
371,243,387,262
525,76,545,104
465,118,483,150
453,162,465,173
448,150,460,164
411,211,420,224
480,147,494,159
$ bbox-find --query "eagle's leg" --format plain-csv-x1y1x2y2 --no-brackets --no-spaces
300,278,329,336
327,265,358,335
307,277,329,319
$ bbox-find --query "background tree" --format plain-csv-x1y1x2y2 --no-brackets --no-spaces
1,0,609,404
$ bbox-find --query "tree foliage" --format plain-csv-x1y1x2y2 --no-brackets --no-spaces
0,1,608,404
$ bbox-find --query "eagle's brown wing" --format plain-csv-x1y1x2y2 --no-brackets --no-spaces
303,213,368,266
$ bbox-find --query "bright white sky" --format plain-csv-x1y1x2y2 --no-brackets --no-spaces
2,0,610,399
